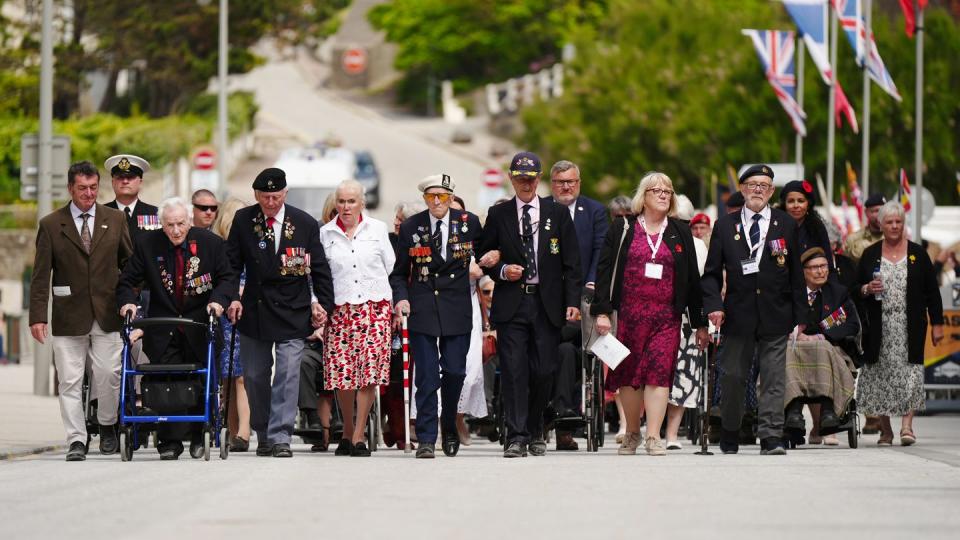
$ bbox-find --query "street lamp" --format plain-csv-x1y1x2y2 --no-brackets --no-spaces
198,0,228,195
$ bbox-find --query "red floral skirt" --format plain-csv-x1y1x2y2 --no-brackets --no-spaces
323,300,392,390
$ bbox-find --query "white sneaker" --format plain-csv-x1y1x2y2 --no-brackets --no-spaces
645,436,666,456
665,440,682,451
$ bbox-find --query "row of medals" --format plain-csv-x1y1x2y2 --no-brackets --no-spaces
281,248,308,276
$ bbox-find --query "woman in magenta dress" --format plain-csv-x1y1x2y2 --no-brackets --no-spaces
592,172,709,455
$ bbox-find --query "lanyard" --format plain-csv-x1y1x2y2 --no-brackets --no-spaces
740,207,768,259
639,215,667,262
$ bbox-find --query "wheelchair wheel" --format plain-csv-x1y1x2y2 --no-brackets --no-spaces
203,430,212,461
592,357,605,450
119,430,132,462
219,427,230,460
847,427,858,449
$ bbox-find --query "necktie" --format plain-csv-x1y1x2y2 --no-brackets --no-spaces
808,290,818,306
124,207,131,220
432,220,444,260
80,213,92,254
749,213,762,257
521,204,538,281
175,247,185,308
266,216,276,228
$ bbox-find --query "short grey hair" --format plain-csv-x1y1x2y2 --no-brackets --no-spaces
158,197,189,222
396,200,427,220
877,200,906,223
336,179,366,199
550,160,580,179
608,195,632,214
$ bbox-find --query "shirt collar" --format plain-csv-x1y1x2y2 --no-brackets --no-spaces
743,204,771,222
70,202,95,219
117,199,138,213
263,205,285,224
516,196,540,212
806,286,820,296
429,210,451,230
336,213,363,232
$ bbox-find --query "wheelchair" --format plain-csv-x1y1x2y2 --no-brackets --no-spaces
116,314,225,461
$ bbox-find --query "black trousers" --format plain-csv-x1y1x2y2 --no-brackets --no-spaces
298,344,325,411
498,293,561,445
550,322,582,415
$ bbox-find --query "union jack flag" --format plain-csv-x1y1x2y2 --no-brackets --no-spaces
743,29,807,136
831,0,902,101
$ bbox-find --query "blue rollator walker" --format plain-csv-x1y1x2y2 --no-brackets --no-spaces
117,312,226,461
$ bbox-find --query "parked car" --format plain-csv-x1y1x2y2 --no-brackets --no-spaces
354,150,380,209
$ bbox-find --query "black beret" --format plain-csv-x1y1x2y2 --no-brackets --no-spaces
800,247,827,267
780,179,817,207
726,191,745,208
738,164,774,184
864,193,887,208
253,167,287,192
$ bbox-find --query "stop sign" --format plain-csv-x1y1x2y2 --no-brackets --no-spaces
482,168,504,188
194,149,215,171
342,48,367,75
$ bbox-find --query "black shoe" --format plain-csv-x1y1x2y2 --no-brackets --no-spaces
719,429,739,454
334,438,352,456
503,441,527,458
556,408,579,420
760,437,787,455
99,424,118,455
256,441,272,457
415,443,435,459
189,436,204,459
529,439,547,457
301,408,321,430
65,441,86,461
819,410,840,430
272,443,293,458
442,433,460,457
555,431,579,451
784,409,805,430
351,441,371,457
158,441,183,460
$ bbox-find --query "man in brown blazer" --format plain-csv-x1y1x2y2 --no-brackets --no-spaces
30,161,133,461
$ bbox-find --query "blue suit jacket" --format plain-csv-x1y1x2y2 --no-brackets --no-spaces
546,195,608,285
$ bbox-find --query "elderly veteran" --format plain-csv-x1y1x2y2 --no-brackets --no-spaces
117,197,237,459
104,154,159,243
226,167,334,458
319,179,396,457
783,247,860,445
390,174,483,458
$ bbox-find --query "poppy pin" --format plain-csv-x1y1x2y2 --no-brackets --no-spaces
675,244,682,253
802,180,813,194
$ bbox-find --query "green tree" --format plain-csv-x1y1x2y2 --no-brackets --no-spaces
521,0,960,204
370,0,608,110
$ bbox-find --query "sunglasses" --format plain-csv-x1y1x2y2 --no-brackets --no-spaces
422,192,452,204
195,204,218,212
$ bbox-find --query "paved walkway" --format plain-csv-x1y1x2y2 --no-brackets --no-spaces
0,364,65,459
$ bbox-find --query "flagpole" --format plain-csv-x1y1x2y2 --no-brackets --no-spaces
826,1,839,213
861,0,872,198
914,5,924,239
796,36,805,171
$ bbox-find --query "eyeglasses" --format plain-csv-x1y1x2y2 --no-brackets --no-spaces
803,263,829,271
742,182,774,193
422,192,452,204
481,289,493,296
194,204,218,212
551,179,579,187
646,188,674,197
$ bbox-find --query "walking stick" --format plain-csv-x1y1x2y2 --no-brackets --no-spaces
695,324,719,456
219,323,238,459
402,314,412,453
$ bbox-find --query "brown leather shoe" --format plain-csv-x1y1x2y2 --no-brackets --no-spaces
555,431,579,451
862,416,882,435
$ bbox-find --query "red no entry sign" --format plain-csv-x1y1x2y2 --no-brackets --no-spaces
194,149,216,170
483,168,504,188
342,48,368,75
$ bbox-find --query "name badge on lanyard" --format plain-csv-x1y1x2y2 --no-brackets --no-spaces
640,215,667,280
740,258,760,275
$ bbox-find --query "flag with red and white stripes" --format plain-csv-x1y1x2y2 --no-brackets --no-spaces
743,29,807,136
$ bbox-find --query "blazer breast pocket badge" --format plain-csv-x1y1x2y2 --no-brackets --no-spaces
549,238,560,255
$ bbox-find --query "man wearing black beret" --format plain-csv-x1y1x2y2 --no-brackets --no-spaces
226,167,334,457
702,164,806,455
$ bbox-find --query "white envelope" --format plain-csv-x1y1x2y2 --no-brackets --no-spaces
589,332,630,371
52,286,71,297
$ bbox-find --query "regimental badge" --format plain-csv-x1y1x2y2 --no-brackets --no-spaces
544,218,552,231
267,180,275,190
118,157,131,171
441,174,451,189
283,217,295,240
550,238,560,255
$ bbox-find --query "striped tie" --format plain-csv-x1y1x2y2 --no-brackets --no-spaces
522,205,537,281
749,213,762,257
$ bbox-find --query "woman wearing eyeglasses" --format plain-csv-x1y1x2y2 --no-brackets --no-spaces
592,172,708,456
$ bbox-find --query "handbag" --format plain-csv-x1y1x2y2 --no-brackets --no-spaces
478,283,497,364
587,218,630,347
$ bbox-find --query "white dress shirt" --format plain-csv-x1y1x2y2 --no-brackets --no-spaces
741,204,772,260
320,215,396,306
115,199,139,216
565,200,576,221
70,202,96,240
266,205,285,253
428,210,451,260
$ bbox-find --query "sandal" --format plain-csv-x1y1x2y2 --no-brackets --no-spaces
900,428,917,447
